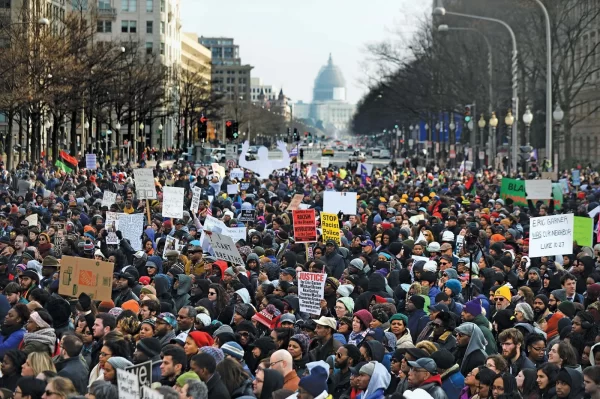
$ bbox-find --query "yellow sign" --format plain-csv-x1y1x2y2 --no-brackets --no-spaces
321,212,341,245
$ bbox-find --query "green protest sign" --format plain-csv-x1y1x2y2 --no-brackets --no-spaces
500,178,563,208
574,216,593,247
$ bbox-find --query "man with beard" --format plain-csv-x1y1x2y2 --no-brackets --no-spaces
19,269,39,300
8,235,27,275
494,285,512,312
549,289,566,312
533,294,551,321
526,267,542,294
498,328,535,376
187,246,204,275
113,272,139,307
330,344,361,399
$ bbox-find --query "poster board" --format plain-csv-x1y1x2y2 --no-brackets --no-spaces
228,226,247,243
227,184,239,195
541,171,558,181
529,214,574,258
287,194,304,211
298,272,326,314
574,216,593,247
525,180,552,199
134,169,157,199
124,360,152,389
190,187,202,214
142,387,164,399
163,236,179,258
355,162,374,176
117,213,144,251
162,187,184,219
85,154,97,170
293,209,317,243
230,168,244,181
320,157,330,168
58,256,114,301
238,210,256,223
207,231,245,266
117,369,140,399
323,191,357,215
105,212,119,245
321,212,341,245
102,191,117,208
25,214,38,227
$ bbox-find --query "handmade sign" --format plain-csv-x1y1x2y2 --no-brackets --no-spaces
190,187,202,214
321,212,341,245
323,191,357,215
102,191,117,208
125,360,152,389
230,168,244,180
134,169,156,199
574,216,593,247
525,180,552,200
162,187,184,219
117,213,144,251
298,272,326,314
287,194,304,211
105,212,119,245
238,140,291,179
163,236,179,258
207,231,245,266
85,154,97,170
238,210,256,223
529,214,573,258
117,369,140,399
58,256,114,301
293,209,317,243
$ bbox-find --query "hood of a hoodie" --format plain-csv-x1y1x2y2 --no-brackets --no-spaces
176,274,192,296
27,260,43,278
148,255,164,274
562,366,584,398
590,342,600,366
246,253,260,264
282,295,300,313
214,260,228,278
338,246,349,259
154,274,171,296
363,340,385,362
364,361,391,398
455,322,487,360
235,287,251,304
367,273,387,292
144,228,157,249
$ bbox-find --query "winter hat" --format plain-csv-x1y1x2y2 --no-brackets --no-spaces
252,307,278,329
108,308,123,318
515,303,534,322
337,297,354,313
389,313,408,325
353,309,373,328
221,342,245,360
290,334,310,354
196,313,212,327
137,338,162,358
494,285,512,302
463,299,482,317
156,312,177,329
188,331,214,348
122,300,140,314
551,289,567,302
176,371,200,388
423,261,437,273
337,284,354,297
235,303,255,320
212,325,234,338
408,295,425,310
430,349,455,370
298,366,328,398
558,301,577,319
535,294,549,308
107,356,134,370
199,346,224,364
445,279,462,296
349,258,364,271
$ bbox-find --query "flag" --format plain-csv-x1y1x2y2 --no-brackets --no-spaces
289,146,298,157
206,198,213,217
55,160,72,173
360,164,367,186
59,150,78,171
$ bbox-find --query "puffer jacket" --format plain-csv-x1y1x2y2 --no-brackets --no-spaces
173,274,191,310
419,374,448,399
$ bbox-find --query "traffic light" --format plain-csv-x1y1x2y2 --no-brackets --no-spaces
199,115,208,139
519,145,533,162
464,106,472,123
225,120,236,140
293,128,299,142
232,121,239,139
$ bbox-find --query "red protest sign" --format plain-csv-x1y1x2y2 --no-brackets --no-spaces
293,209,317,243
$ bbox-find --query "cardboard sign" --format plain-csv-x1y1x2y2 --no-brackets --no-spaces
298,272,326,314
293,209,317,243
105,212,119,245
323,191,357,215
574,216,593,247
321,212,341,245
117,213,144,251
58,256,114,301
85,153,97,170
529,214,573,258
190,187,202,214
125,360,152,389
117,369,140,399
238,209,256,223
227,184,239,195
526,180,552,199
162,187,185,219
541,171,558,181
230,168,244,181
207,231,245,266
287,194,304,211
134,169,157,199
211,163,225,179
102,191,117,208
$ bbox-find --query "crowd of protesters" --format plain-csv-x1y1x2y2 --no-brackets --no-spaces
0,155,597,399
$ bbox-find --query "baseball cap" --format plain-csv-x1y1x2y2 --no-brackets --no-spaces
281,267,297,278
440,243,453,251
429,303,449,314
407,358,438,374
361,240,375,247
314,316,336,330
156,312,177,329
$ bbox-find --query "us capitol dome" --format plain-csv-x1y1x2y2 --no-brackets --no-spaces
313,54,347,102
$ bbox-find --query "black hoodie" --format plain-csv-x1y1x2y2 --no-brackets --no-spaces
354,273,391,311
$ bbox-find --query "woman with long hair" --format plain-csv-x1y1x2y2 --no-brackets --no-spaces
548,342,578,368
536,363,559,399
517,369,540,399
22,352,56,377
216,358,254,398
491,373,519,399
486,354,509,375
270,328,293,351
88,332,130,388
208,284,233,323
43,377,77,399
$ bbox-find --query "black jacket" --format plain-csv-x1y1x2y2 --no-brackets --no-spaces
329,369,351,399
206,372,231,399
354,274,391,311
507,353,536,377
56,356,90,394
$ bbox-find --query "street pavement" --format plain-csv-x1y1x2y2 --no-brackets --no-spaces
267,149,393,166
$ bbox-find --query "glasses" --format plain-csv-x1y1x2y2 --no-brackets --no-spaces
268,360,283,367
530,346,545,352
239,332,250,337
336,352,347,358
208,292,217,296
495,298,506,302
45,391,59,396
99,352,111,357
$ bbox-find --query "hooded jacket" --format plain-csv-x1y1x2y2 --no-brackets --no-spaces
559,367,584,399
362,341,385,362
154,274,176,313
173,274,191,310
471,314,497,354
354,274,391,311
324,241,346,279
454,322,487,377
357,362,391,399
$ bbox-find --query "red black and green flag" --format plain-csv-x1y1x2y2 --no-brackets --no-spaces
55,150,78,173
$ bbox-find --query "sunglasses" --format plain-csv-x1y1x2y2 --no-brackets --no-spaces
208,292,217,296
495,298,506,302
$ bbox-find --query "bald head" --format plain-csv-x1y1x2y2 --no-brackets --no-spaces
270,349,293,375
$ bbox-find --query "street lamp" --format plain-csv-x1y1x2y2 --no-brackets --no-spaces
553,104,564,170
523,105,533,146
505,110,515,174
84,121,89,130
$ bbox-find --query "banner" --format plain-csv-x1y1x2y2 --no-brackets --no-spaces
162,187,185,219
134,169,157,199
529,214,573,258
298,272,326,315
321,212,340,245
102,191,117,208
323,191,357,215
117,369,140,399
287,194,304,211
117,213,144,251
238,209,256,223
125,360,152,389
574,216,593,247
501,178,563,208
293,209,317,243
207,231,245,266
58,256,114,301
190,187,202,214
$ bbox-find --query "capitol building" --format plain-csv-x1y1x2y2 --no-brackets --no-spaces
294,54,356,135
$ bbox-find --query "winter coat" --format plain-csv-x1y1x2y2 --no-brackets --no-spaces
324,244,346,279
407,309,429,343
0,326,25,358
440,365,464,399
419,374,449,399
357,362,391,399
354,274,391,311
56,355,89,394
230,378,254,399
471,313,498,354
173,274,192,310
206,372,231,399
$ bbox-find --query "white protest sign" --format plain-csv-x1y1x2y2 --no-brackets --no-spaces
298,272,326,315
227,184,239,195
355,162,374,176
25,214,38,227
230,168,244,181
207,231,245,265
203,215,225,233
125,360,152,389
117,213,144,250
237,140,291,179
409,214,424,225
228,226,247,243
134,169,157,199
162,187,185,219
85,153,97,169
142,386,164,399
323,191,357,215
163,236,179,259
529,214,574,258
117,368,140,399
190,187,202,214
412,255,429,263
211,163,226,179
526,180,552,199
590,205,600,219
106,212,119,245
102,191,117,208
321,157,330,168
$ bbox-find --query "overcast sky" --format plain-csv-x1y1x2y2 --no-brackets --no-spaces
180,1,432,104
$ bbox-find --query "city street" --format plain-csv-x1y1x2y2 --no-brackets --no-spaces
267,149,393,166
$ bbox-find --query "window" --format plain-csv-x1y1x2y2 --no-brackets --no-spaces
146,21,153,33
121,0,135,11
160,21,165,34
97,20,111,33
160,42,165,55
121,20,136,33
145,42,153,55
146,0,153,12
0,0,10,8
160,0,164,11
98,0,110,9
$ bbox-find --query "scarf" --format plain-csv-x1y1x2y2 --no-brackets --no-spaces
0,323,23,338
23,328,56,353
347,329,368,346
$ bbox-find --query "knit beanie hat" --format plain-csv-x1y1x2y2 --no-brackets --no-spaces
430,349,455,370
445,279,462,296
122,299,140,314
551,289,567,302
494,285,512,302
464,299,482,317
349,258,364,271
408,295,425,310
337,297,354,313
176,371,200,388
221,342,245,360
199,346,224,364
337,284,354,297
290,334,310,354
235,303,255,320
107,356,134,370
558,301,577,319
299,366,328,397
389,313,408,325
137,338,162,358
535,294,549,307
353,309,373,328
515,303,534,322
188,331,214,348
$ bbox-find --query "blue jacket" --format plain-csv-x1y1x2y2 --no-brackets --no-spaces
441,366,464,399
429,286,441,305
407,309,429,343
0,328,25,358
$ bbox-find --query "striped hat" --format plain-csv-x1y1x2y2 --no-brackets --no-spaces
221,341,245,360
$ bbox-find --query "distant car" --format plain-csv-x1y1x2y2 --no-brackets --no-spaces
322,148,335,156
336,145,345,151
371,148,381,158
347,145,354,150
379,149,391,158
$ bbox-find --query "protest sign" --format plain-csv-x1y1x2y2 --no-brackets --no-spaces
102,191,117,208
142,387,164,399
412,255,429,263
207,231,245,265
293,209,317,243
525,180,552,199
240,182,250,191
287,194,304,211
117,213,144,250
320,157,330,168
409,214,424,225
228,226,247,243
85,153,97,170
541,171,558,181
321,212,340,245
117,369,140,399
355,162,374,176
105,212,119,245
162,187,184,219
230,168,244,180
323,191,357,215
529,214,574,258
211,163,226,179
559,178,570,194
227,184,239,195
572,169,581,186
58,256,113,301
134,169,157,199
238,209,256,223
298,272,326,314
190,187,202,214
125,360,152,389
500,178,527,206
25,214,38,227
574,216,593,247
163,236,179,259
589,205,600,219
